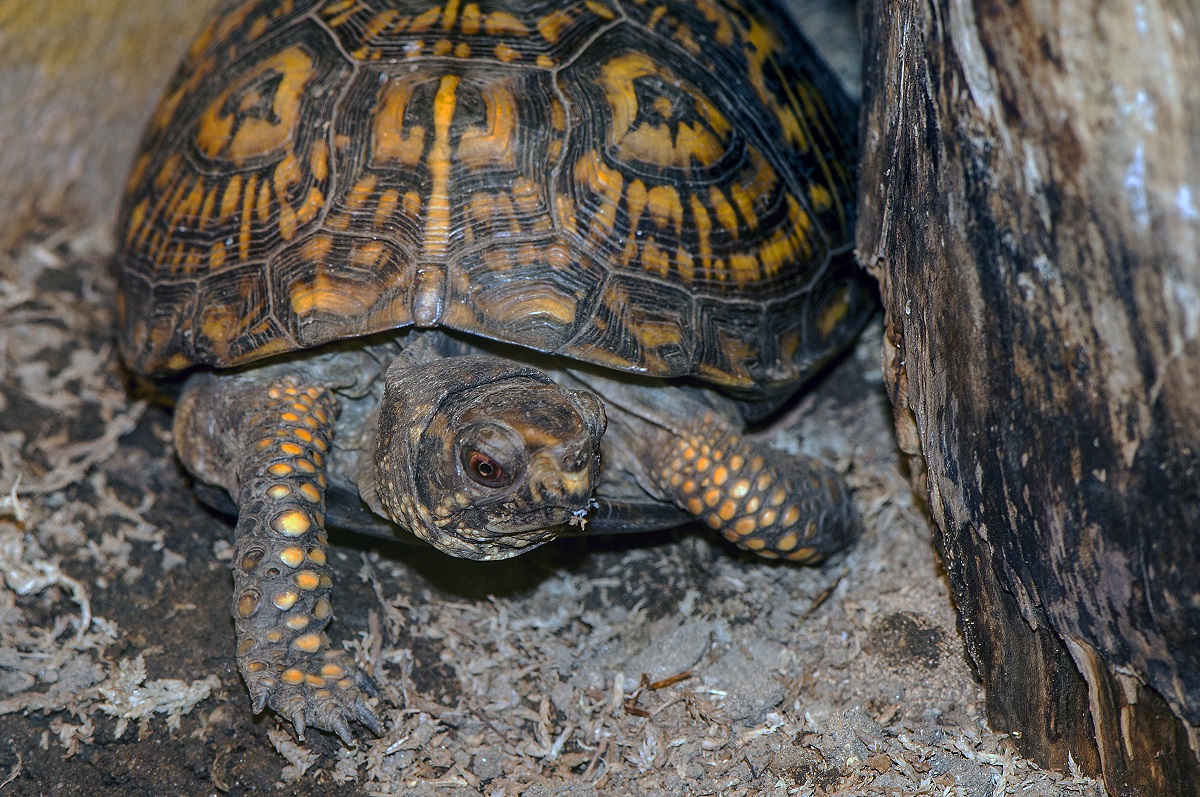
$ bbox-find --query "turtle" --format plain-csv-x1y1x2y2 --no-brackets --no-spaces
116,0,874,742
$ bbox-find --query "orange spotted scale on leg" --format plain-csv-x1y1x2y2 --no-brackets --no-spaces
650,409,857,563
294,570,320,590
273,590,298,611
278,546,305,567
272,509,311,536
237,590,260,618
314,598,332,620
240,548,264,572
216,379,381,741
775,531,799,551
293,632,322,653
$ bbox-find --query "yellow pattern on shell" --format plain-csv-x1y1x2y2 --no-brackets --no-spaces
599,53,729,170
374,79,426,166
195,46,314,163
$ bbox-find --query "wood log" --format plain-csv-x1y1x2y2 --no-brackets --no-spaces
857,1,1200,794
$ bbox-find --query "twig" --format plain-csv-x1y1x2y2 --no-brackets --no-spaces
648,671,692,690
797,567,849,624
0,751,21,789
582,739,608,780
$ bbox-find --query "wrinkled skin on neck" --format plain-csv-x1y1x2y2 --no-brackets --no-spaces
373,355,606,560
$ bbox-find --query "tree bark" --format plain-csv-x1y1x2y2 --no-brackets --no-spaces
857,0,1200,794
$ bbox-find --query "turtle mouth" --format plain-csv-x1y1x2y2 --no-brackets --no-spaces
421,523,560,561
420,501,593,561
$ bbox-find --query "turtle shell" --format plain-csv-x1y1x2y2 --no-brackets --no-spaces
117,0,867,391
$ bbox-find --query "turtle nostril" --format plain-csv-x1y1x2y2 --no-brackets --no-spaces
560,446,593,474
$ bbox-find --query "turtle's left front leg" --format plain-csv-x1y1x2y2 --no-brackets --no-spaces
644,409,858,563
175,373,382,741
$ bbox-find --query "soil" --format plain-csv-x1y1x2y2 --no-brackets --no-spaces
0,222,1107,796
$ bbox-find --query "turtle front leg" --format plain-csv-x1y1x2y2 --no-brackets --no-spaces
176,374,381,741
647,410,858,563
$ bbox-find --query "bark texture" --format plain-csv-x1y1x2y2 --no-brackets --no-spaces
857,0,1200,794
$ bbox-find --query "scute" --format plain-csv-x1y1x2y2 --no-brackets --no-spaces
316,0,621,66
118,0,868,392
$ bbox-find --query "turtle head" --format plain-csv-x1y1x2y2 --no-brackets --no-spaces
373,355,606,560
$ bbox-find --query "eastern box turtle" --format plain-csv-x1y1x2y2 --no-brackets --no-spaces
117,0,873,741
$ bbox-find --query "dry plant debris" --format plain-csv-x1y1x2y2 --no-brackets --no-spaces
0,222,1108,795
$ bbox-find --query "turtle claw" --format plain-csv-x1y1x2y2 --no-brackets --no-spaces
291,710,307,741
356,701,384,736
331,716,353,745
355,666,383,699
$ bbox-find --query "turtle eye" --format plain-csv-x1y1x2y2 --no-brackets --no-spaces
463,450,509,487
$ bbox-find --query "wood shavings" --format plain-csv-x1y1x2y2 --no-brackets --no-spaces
20,400,147,496
0,473,24,523
268,727,319,782
0,751,20,789
48,716,94,757
0,520,91,643
97,656,220,739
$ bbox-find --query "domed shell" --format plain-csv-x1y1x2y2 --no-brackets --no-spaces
117,0,869,392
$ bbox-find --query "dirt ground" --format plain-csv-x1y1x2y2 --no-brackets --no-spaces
0,217,1112,797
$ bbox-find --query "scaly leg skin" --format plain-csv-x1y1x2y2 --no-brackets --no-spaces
648,410,858,562
229,377,382,741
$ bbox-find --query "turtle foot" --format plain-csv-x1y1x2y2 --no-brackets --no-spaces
243,649,382,742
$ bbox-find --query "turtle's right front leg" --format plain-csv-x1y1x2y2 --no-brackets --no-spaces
175,373,381,742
